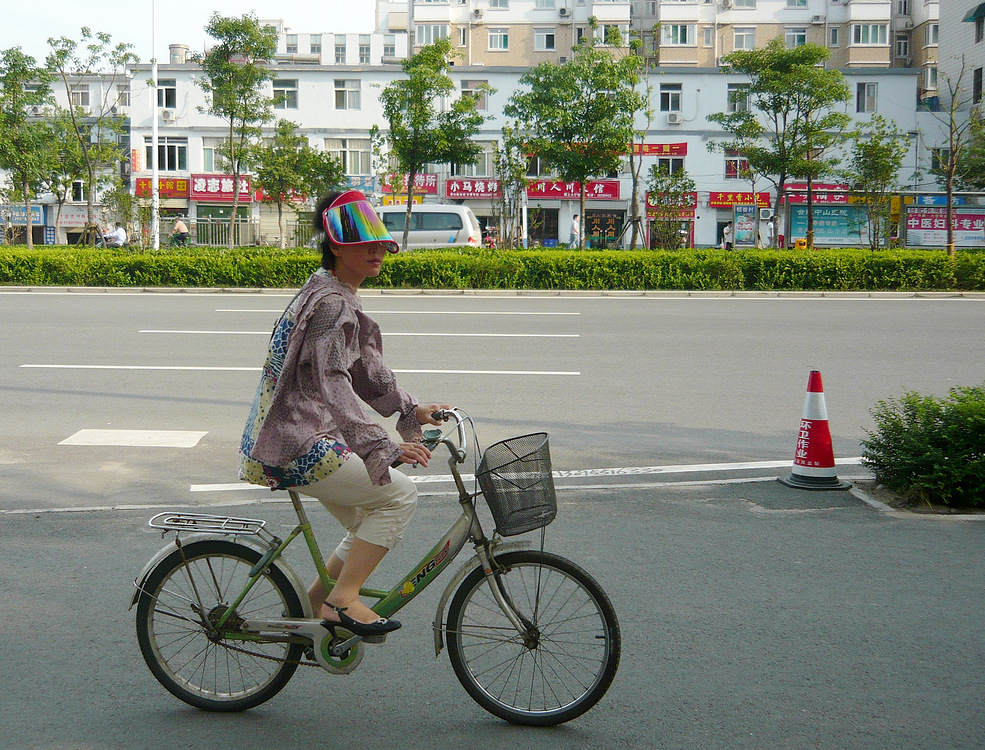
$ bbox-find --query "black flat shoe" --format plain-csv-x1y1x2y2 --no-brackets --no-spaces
321,606,401,637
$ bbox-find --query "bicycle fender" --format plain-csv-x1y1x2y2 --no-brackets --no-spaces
431,541,531,657
128,533,312,618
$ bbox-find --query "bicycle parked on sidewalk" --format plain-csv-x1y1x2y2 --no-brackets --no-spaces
130,409,620,726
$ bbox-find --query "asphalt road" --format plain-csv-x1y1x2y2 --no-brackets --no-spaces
1,288,984,749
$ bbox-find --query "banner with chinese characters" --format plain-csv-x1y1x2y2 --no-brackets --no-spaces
904,207,985,247
190,174,253,202
783,182,849,205
131,149,141,173
709,191,771,208
445,179,501,200
135,177,190,199
527,180,620,201
644,191,697,219
632,143,687,157
788,205,870,246
381,173,438,195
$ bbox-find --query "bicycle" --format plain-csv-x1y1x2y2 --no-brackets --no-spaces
130,409,620,725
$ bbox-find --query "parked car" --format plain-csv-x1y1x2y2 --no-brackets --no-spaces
379,204,482,250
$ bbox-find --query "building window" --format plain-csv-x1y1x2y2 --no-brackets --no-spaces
661,24,695,46
535,0,555,7
656,157,684,174
725,149,750,179
202,138,222,172
896,0,910,14
535,28,556,51
660,83,682,112
786,0,806,6
335,41,346,64
310,35,322,55
785,27,807,48
727,83,750,112
489,28,509,50
931,148,949,173
853,24,888,46
459,27,468,46
273,79,298,109
733,0,756,7
734,27,755,51
856,82,877,113
384,35,396,57
359,35,371,64
526,155,551,177
975,68,983,105
977,18,984,44
286,34,298,54
156,79,176,109
462,79,488,110
703,27,714,47
418,25,450,45
325,138,372,175
895,34,910,59
924,66,938,90
145,136,187,172
115,84,130,108
452,142,495,176
829,27,840,47
490,0,508,7
334,79,360,110
645,0,658,14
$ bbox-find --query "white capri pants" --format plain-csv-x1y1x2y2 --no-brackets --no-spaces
298,453,418,561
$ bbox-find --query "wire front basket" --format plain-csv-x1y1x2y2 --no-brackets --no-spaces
476,433,557,537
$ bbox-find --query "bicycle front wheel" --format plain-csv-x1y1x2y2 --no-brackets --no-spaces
446,550,620,726
134,539,305,711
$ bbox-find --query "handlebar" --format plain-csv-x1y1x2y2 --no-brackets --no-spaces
391,408,469,468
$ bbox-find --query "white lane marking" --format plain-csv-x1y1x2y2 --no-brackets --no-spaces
190,458,865,492
59,429,207,448
139,329,579,338
20,364,579,376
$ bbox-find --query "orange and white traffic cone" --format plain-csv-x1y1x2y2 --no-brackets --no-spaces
778,370,850,491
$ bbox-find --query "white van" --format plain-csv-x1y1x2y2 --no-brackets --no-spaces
379,204,483,250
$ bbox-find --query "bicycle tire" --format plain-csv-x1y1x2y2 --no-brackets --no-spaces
446,550,620,726
134,539,305,711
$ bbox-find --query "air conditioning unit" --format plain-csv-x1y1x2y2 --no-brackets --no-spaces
161,109,175,122
903,20,913,29
666,112,683,125
721,0,733,9
559,7,570,16
759,208,774,221
473,8,483,18
812,15,824,24
29,105,44,116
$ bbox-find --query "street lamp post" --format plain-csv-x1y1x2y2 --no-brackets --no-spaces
151,0,160,249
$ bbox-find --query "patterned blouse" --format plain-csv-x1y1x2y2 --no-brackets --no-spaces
239,269,421,489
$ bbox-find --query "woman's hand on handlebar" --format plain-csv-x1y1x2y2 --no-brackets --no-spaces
396,441,432,467
416,403,451,426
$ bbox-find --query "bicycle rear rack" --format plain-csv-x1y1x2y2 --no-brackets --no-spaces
148,512,267,536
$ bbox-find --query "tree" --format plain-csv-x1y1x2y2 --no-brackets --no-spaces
644,165,696,250
197,13,278,248
493,123,530,249
377,39,486,251
843,115,909,250
708,38,851,249
931,59,976,257
622,37,651,251
0,47,54,249
249,119,346,249
46,28,137,243
505,38,644,249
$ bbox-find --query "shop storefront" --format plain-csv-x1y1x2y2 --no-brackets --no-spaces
527,180,621,247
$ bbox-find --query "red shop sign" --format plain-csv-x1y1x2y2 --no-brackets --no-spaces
632,142,687,156
190,174,253,202
445,178,502,200
708,191,771,208
381,173,439,194
526,180,620,201
135,177,190,199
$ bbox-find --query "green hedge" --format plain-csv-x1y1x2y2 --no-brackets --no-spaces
2,245,985,291
861,384,985,508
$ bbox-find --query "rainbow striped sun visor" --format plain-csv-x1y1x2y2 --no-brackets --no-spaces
321,190,398,253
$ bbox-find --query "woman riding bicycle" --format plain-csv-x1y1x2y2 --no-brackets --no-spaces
238,190,448,638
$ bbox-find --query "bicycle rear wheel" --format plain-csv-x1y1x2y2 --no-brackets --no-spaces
134,539,305,711
446,550,620,726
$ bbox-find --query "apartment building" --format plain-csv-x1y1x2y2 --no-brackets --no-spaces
937,1,985,108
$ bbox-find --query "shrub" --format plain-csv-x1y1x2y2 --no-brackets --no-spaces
861,384,985,508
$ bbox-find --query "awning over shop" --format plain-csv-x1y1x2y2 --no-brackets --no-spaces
963,3,985,22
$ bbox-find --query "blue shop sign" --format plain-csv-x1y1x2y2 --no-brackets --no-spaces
916,195,965,206
6,205,44,225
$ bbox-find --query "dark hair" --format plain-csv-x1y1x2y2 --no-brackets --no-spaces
312,191,346,270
